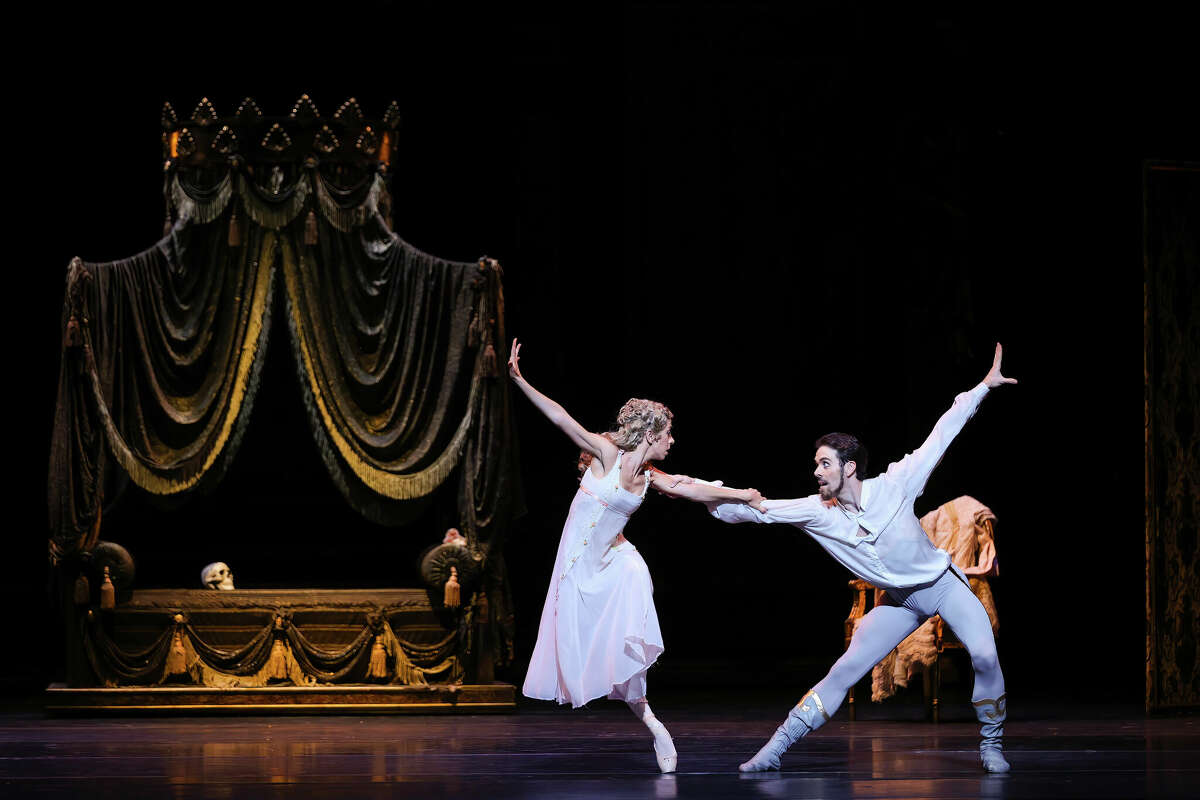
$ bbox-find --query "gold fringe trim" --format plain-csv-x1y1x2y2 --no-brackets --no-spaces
237,173,311,230
181,632,316,689
169,173,234,224
382,620,461,685
313,173,385,232
172,171,375,232
90,235,275,494
101,612,459,689
280,235,481,500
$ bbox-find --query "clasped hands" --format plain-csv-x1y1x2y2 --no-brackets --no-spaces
656,473,767,511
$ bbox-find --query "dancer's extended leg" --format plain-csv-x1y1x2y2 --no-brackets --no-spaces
628,699,677,773
936,577,1010,773
740,603,922,772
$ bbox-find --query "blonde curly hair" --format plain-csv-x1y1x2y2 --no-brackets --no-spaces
609,398,673,450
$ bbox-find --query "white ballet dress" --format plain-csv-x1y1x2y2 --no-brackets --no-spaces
522,451,665,707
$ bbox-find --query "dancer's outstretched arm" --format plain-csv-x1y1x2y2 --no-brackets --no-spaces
887,343,1017,498
646,467,765,510
709,496,818,526
508,339,620,472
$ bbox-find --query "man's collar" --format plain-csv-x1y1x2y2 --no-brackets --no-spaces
833,479,871,517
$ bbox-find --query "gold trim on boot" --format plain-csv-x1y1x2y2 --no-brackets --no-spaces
973,693,1010,773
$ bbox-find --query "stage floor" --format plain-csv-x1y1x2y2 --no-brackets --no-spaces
1,692,1197,799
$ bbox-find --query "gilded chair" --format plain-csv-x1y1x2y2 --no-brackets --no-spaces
844,498,999,722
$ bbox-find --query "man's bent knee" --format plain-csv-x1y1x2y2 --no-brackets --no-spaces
969,647,999,675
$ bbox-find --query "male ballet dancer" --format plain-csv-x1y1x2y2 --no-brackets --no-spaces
709,344,1016,773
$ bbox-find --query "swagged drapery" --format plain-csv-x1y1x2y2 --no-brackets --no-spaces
48,220,274,560
48,159,523,604
80,602,464,688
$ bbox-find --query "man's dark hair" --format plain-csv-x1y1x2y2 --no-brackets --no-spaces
814,433,868,478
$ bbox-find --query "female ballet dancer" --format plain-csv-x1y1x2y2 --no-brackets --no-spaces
509,339,764,773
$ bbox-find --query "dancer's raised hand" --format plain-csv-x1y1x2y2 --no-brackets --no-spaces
746,489,766,512
506,338,617,468
508,338,523,381
982,343,1018,389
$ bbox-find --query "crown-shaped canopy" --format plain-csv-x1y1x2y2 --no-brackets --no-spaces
160,95,402,171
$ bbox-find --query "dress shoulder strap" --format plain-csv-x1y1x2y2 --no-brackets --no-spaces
598,449,622,485
613,449,651,497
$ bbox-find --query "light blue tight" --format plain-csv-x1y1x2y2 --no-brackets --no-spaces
811,568,1004,721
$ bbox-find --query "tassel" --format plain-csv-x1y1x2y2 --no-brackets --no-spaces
467,313,481,348
368,635,388,679
304,210,318,245
165,631,187,676
73,573,90,605
266,615,290,680
267,637,289,680
163,209,173,238
227,207,242,247
99,566,115,610
166,616,188,677
444,566,461,608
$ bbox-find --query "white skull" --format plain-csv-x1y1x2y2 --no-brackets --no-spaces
201,562,235,590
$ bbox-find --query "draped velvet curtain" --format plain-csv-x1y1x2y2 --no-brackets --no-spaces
48,164,523,590
1144,163,1200,712
48,220,274,559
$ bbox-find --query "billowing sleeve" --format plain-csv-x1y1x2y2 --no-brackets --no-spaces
708,497,818,526
884,383,989,498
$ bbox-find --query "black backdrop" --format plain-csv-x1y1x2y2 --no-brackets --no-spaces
11,3,1198,704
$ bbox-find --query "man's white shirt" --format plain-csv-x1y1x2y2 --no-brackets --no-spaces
709,383,990,590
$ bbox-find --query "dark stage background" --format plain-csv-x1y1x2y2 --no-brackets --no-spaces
11,3,1198,706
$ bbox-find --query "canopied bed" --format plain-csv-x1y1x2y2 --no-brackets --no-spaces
46,96,523,711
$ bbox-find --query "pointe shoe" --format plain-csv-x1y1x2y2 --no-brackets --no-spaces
648,714,676,772
981,747,1010,773
654,736,677,773
642,711,677,773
